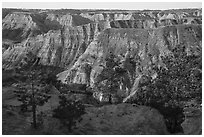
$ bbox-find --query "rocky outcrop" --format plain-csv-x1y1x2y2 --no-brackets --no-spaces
181,107,202,135
75,104,169,134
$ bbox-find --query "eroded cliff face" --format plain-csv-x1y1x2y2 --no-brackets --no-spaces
3,12,42,41
58,24,201,99
45,13,93,27
4,9,200,43
2,22,107,69
2,12,94,44
109,17,201,29
80,9,202,22
2,9,202,100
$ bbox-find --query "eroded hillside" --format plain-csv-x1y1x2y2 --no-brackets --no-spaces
2,8,202,99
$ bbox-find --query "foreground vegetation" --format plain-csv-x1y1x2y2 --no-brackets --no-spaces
132,45,202,133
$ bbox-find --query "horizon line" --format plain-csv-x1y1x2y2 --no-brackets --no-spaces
2,2,202,10
2,7,202,10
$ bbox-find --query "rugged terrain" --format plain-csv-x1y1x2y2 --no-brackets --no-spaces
2,8,202,135
3,8,202,90
2,8,202,68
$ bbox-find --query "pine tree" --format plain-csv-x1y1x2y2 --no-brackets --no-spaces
14,79,51,128
94,53,133,103
14,52,51,129
53,95,85,132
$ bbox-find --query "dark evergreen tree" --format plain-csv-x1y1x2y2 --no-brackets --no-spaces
14,80,51,128
96,53,130,95
53,95,85,131
14,51,51,129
